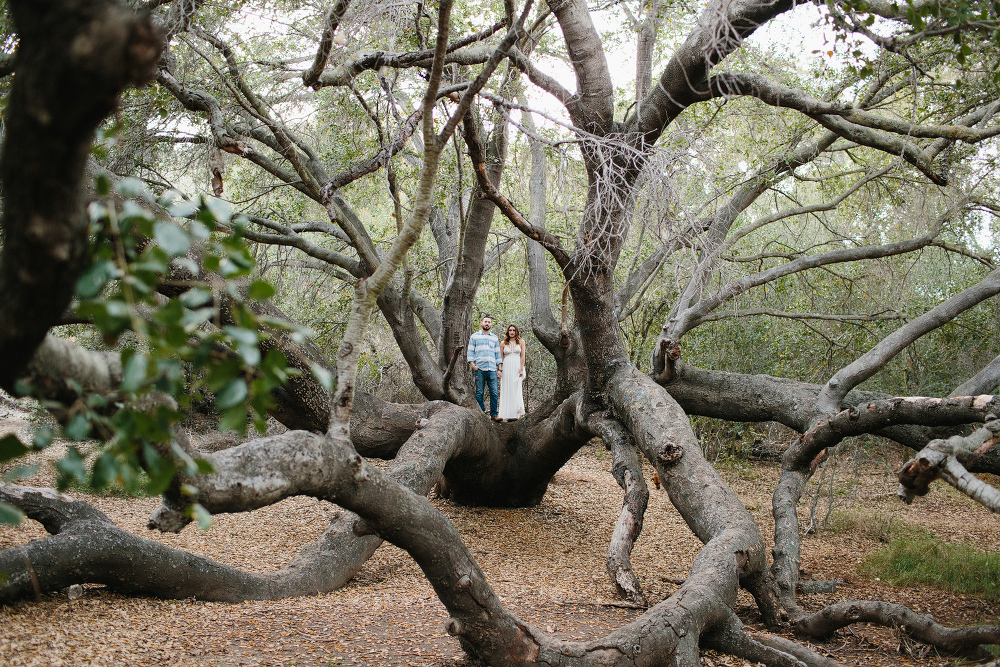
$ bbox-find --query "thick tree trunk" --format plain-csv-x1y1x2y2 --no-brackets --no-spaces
0,1,162,390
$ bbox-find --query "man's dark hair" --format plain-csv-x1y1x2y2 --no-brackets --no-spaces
482,314,494,320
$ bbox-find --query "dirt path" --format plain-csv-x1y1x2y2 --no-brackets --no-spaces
1,427,998,666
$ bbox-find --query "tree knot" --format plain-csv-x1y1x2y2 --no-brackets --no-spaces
656,440,683,467
445,618,463,636
348,453,369,483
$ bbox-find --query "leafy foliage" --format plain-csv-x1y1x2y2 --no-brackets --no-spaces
0,177,299,525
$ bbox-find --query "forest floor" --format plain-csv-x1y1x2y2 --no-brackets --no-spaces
1,413,999,667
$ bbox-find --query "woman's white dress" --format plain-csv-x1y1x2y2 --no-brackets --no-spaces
497,343,525,420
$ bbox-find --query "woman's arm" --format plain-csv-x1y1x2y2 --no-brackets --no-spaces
520,343,526,377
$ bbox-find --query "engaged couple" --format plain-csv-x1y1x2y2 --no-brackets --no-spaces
467,315,526,422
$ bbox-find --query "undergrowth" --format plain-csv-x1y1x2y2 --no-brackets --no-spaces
861,532,1000,600
826,509,897,543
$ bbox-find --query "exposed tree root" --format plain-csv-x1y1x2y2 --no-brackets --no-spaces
587,412,650,606
703,613,842,667
797,579,842,594
748,632,844,667
1,405,475,603
0,485,280,603
795,600,1000,654
771,397,1000,616
607,366,785,628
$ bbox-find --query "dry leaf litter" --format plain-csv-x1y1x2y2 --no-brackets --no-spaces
0,415,998,667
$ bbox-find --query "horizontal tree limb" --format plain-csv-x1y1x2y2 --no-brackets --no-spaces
795,600,1000,653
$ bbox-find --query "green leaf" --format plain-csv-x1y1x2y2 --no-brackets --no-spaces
91,453,118,491
0,502,24,526
64,414,92,441
121,200,155,222
247,280,275,301
75,260,116,299
3,464,39,483
190,503,213,531
154,221,191,257
218,405,247,433
0,434,29,463
189,220,211,240
95,174,111,196
168,199,199,219
56,447,88,489
310,363,334,391
224,326,261,365
115,177,153,202
181,307,214,328
215,379,248,410
158,189,183,209
224,326,259,348
179,287,213,308
121,353,149,393
142,444,176,496
33,427,54,450
203,197,233,225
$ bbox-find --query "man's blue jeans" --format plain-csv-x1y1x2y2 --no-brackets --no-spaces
474,368,499,417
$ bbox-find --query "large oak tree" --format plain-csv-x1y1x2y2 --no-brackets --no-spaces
2,0,1000,665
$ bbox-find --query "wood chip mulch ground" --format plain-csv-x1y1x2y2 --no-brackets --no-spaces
1,416,998,667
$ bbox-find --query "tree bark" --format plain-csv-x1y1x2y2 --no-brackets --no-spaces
0,0,162,390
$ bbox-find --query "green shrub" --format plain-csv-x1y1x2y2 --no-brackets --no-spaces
861,532,1000,600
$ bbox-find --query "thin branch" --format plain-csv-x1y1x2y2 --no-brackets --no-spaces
313,21,506,88
692,308,905,326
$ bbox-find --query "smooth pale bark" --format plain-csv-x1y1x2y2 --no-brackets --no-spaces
898,418,1000,511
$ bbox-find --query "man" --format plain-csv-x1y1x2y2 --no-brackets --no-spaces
467,315,503,421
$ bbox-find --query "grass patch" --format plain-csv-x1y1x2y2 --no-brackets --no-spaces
861,532,1000,600
825,509,897,543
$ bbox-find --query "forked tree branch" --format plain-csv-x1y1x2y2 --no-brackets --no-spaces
898,418,1000,510
301,0,353,88
312,21,506,88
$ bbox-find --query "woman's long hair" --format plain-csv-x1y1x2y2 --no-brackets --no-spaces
502,324,522,351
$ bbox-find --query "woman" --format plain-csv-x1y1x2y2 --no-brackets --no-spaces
497,324,526,421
